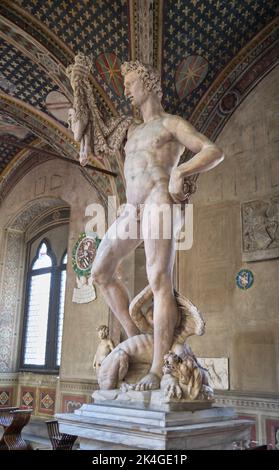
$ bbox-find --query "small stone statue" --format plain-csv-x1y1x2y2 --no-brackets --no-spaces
93,325,114,377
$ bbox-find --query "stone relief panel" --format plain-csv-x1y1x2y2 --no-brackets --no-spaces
242,194,279,261
198,357,229,390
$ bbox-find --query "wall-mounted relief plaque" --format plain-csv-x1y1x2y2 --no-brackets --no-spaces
198,357,229,390
242,194,279,262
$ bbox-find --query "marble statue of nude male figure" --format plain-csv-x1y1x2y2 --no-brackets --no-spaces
90,61,224,391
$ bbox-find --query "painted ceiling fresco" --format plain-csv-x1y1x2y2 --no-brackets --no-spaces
162,0,278,118
0,0,278,200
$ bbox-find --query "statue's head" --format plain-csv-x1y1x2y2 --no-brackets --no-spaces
66,53,92,89
97,325,109,339
162,351,182,374
121,61,162,106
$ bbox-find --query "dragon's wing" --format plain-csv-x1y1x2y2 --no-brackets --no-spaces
173,289,205,343
129,285,205,342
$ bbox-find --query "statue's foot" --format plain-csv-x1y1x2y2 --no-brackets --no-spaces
120,382,133,392
133,372,160,391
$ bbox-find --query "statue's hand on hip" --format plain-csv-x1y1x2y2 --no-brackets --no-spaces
184,177,197,197
169,167,188,203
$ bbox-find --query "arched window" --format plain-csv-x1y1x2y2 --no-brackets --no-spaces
20,239,67,371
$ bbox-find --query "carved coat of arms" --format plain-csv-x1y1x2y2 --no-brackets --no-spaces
72,232,101,303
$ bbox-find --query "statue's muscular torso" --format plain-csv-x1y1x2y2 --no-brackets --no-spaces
124,114,185,205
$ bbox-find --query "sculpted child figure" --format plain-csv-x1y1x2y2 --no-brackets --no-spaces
68,57,224,392
93,325,115,376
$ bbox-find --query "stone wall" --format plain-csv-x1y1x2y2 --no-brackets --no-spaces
178,66,279,394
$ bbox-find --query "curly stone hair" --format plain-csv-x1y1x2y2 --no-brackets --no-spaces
121,61,163,100
97,325,109,337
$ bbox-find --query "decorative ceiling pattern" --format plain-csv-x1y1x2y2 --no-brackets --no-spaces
0,113,36,173
0,1,70,66
0,14,73,101
0,132,35,172
0,0,278,203
191,21,279,142
0,37,59,113
12,0,131,115
16,0,129,56
162,0,278,119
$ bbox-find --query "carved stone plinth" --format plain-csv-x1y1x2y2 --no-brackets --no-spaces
56,395,253,450
92,388,214,412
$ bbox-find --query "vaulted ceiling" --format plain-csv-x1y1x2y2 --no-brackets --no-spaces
0,0,278,202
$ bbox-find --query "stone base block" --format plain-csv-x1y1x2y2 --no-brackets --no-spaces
56,399,253,450
93,388,215,411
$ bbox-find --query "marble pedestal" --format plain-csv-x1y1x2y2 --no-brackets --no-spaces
56,392,253,450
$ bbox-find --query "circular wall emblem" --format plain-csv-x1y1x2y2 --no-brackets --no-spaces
219,90,239,114
236,269,254,290
72,232,101,277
